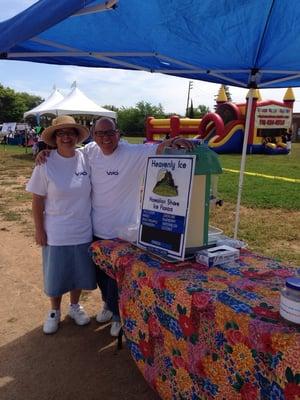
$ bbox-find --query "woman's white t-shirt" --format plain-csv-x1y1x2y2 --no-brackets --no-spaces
26,150,92,246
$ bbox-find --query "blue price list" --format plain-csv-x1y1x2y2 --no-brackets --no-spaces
141,210,185,234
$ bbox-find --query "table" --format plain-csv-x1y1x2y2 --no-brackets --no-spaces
90,239,300,400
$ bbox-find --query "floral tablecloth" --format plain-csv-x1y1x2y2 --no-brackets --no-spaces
90,239,300,400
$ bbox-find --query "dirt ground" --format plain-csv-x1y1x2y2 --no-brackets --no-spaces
0,150,298,400
0,220,160,400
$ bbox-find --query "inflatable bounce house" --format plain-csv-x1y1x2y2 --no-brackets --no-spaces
146,86,295,155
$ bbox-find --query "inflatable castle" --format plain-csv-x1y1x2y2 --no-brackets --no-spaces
146,87,295,155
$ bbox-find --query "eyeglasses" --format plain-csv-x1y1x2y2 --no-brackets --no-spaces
93,129,117,138
56,130,77,137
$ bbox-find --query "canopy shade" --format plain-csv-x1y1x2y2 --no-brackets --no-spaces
1,0,298,240
1,0,300,89
24,87,64,117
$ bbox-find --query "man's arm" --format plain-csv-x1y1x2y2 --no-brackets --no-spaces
32,193,47,246
35,149,51,165
156,137,194,155
35,144,86,165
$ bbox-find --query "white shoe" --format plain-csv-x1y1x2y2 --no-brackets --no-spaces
110,321,122,337
96,308,113,323
43,310,60,334
68,304,90,326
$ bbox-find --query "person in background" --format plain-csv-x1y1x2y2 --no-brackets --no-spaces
27,115,96,334
37,117,193,336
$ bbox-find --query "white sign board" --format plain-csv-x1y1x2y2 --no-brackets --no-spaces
255,105,292,129
1,122,16,135
138,155,195,260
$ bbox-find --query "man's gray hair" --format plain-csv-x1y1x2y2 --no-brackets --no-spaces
90,117,117,135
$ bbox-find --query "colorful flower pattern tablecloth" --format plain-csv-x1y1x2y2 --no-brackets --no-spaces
90,239,300,400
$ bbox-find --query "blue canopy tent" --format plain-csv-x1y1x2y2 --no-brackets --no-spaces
1,0,299,237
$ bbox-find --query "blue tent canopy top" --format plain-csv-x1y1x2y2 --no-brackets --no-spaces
1,0,300,89
1,0,298,239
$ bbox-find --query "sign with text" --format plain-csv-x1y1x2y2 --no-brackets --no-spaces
138,155,195,260
255,105,292,129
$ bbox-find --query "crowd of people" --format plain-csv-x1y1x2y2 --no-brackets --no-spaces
27,115,192,336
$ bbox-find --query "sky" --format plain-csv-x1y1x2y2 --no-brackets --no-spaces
1,0,300,115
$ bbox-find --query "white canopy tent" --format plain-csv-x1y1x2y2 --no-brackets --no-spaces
24,86,64,118
24,83,116,121
41,83,116,119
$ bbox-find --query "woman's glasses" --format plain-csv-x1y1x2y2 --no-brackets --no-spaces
56,130,78,137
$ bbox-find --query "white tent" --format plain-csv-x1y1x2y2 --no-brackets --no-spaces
41,83,116,119
24,86,64,118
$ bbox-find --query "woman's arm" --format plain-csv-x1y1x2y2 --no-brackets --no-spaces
32,193,47,246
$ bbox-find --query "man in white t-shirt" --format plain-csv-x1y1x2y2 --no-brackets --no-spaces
85,117,193,337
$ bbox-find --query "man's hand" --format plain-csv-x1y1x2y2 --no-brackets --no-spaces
35,149,51,165
156,137,195,154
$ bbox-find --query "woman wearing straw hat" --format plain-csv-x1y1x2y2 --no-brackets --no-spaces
26,115,96,334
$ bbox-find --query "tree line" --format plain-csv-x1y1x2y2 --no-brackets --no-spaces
0,83,210,136
0,83,43,123
104,101,210,136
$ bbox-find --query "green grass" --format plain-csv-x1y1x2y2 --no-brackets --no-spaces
1,143,299,212
123,136,144,144
219,151,299,179
123,139,300,210
0,141,299,265
217,144,300,210
218,173,299,210
2,210,20,221
0,144,32,154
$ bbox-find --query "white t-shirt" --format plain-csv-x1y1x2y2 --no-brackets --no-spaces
26,150,92,246
83,141,157,239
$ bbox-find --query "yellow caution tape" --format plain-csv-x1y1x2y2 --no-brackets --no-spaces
223,168,300,183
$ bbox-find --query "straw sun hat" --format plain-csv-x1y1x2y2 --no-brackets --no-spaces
42,115,89,146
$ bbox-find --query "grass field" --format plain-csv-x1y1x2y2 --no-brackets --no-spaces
0,142,299,265
123,137,300,208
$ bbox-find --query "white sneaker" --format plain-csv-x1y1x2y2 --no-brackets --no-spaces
96,308,113,323
68,304,90,326
110,321,122,337
43,310,60,334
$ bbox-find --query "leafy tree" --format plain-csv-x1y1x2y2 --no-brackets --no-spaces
102,104,119,112
0,83,43,122
187,104,210,118
196,104,210,117
19,91,43,111
188,99,195,118
117,101,165,136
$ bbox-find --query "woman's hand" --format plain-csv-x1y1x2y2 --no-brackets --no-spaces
35,228,47,246
32,194,46,246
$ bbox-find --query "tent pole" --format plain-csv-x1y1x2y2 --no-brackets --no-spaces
233,89,254,239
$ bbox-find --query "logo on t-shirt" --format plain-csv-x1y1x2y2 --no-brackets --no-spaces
75,171,88,176
106,170,119,175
